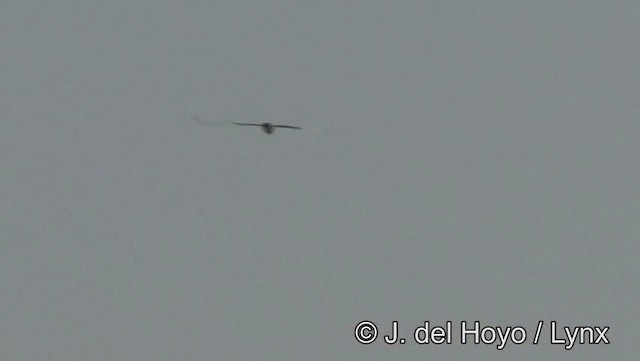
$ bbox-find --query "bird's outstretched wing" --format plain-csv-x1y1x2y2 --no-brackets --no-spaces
193,116,213,125
230,122,263,126
193,116,232,126
273,125,302,130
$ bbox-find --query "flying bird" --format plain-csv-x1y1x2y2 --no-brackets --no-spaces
230,122,302,134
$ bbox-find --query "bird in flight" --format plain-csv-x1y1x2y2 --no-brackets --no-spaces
230,122,302,134
193,117,302,134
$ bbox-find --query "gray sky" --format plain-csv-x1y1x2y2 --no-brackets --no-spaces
1,1,638,360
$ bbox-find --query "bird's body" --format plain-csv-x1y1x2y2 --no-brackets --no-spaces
230,122,302,134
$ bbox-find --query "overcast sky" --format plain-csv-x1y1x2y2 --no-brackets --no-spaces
1,1,638,360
